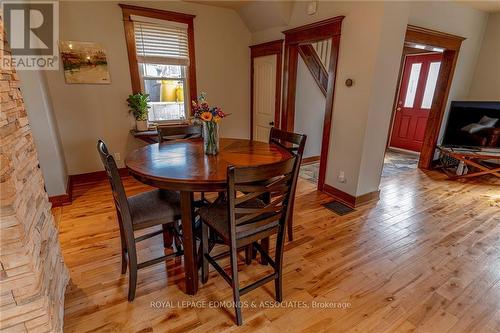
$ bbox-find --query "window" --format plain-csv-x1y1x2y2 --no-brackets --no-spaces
120,5,197,123
403,62,421,108
420,61,441,109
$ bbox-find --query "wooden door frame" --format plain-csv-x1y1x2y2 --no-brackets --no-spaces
388,25,465,169
250,40,283,141
281,16,344,191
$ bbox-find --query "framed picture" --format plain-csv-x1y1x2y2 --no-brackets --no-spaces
59,41,111,84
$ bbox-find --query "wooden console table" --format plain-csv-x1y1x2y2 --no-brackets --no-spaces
437,146,500,180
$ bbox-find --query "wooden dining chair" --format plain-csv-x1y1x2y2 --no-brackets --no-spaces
157,123,202,142
97,139,184,301
269,127,306,241
198,155,300,325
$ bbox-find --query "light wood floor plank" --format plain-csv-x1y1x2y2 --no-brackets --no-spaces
57,169,500,332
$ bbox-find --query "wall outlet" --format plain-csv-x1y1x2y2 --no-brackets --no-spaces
114,152,121,161
338,171,346,183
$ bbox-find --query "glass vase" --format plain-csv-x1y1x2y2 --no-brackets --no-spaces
203,121,219,155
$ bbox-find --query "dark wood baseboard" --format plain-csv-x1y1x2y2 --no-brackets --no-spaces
322,184,380,208
49,192,72,207
69,168,129,185
49,168,129,207
301,156,320,165
49,178,73,207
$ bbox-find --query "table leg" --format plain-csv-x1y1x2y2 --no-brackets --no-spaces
180,191,198,295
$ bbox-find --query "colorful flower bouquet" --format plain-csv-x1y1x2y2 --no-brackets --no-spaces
192,92,228,155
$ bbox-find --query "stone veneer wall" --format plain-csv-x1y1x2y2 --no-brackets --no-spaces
0,21,69,331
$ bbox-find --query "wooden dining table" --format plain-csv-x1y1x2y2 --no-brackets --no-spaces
125,138,292,295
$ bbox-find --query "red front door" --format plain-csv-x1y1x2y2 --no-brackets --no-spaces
390,53,443,152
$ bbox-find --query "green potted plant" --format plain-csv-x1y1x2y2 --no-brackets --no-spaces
127,93,151,131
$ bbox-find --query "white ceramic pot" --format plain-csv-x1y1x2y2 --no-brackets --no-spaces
136,120,148,131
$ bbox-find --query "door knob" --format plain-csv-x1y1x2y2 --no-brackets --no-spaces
396,107,402,111
269,121,275,126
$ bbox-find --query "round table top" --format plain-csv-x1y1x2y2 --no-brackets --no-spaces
125,138,292,192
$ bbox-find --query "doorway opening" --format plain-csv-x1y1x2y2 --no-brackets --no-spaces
383,25,465,178
295,38,331,185
281,17,344,191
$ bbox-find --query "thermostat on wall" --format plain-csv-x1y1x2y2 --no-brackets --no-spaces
307,1,317,15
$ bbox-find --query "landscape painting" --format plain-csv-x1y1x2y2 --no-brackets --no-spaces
60,41,111,84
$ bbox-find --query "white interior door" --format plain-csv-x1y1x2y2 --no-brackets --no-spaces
253,55,277,142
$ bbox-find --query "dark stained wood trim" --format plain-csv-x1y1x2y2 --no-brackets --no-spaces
50,168,130,206
301,155,320,165
70,168,130,185
119,4,197,114
249,39,283,57
281,43,298,135
323,184,355,207
406,25,465,51
419,49,459,169
282,16,344,43
49,193,72,207
282,17,344,192
48,179,72,207
401,25,464,169
119,4,195,23
250,40,283,140
323,184,380,208
355,190,381,207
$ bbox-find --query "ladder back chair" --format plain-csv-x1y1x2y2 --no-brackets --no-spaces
269,127,306,241
97,139,184,301
198,155,300,325
157,123,202,142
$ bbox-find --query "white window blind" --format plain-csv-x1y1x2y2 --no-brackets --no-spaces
133,16,189,66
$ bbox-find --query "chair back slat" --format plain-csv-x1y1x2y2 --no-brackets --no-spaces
233,158,296,184
158,124,202,142
227,156,298,241
269,127,306,157
97,140,133,229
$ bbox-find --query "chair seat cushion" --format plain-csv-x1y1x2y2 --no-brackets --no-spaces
198,198,279,242
128,189,181,230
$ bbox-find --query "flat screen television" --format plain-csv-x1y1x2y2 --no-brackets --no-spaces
442,101,500,149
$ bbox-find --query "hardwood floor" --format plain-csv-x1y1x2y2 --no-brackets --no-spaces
54,169,500,332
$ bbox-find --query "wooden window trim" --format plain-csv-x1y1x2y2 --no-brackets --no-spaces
249,39,283,140
119,4,197,115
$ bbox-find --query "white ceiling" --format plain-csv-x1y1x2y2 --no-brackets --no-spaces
457,1,500,13
188,1,499,34
187,0,294,32
185,0,252,11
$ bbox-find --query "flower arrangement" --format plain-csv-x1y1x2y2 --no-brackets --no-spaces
192,92,228,123
192,92,228,155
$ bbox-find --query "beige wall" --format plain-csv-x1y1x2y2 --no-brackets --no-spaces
469,12,500,100
43,1,251,174
252,1,487,196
